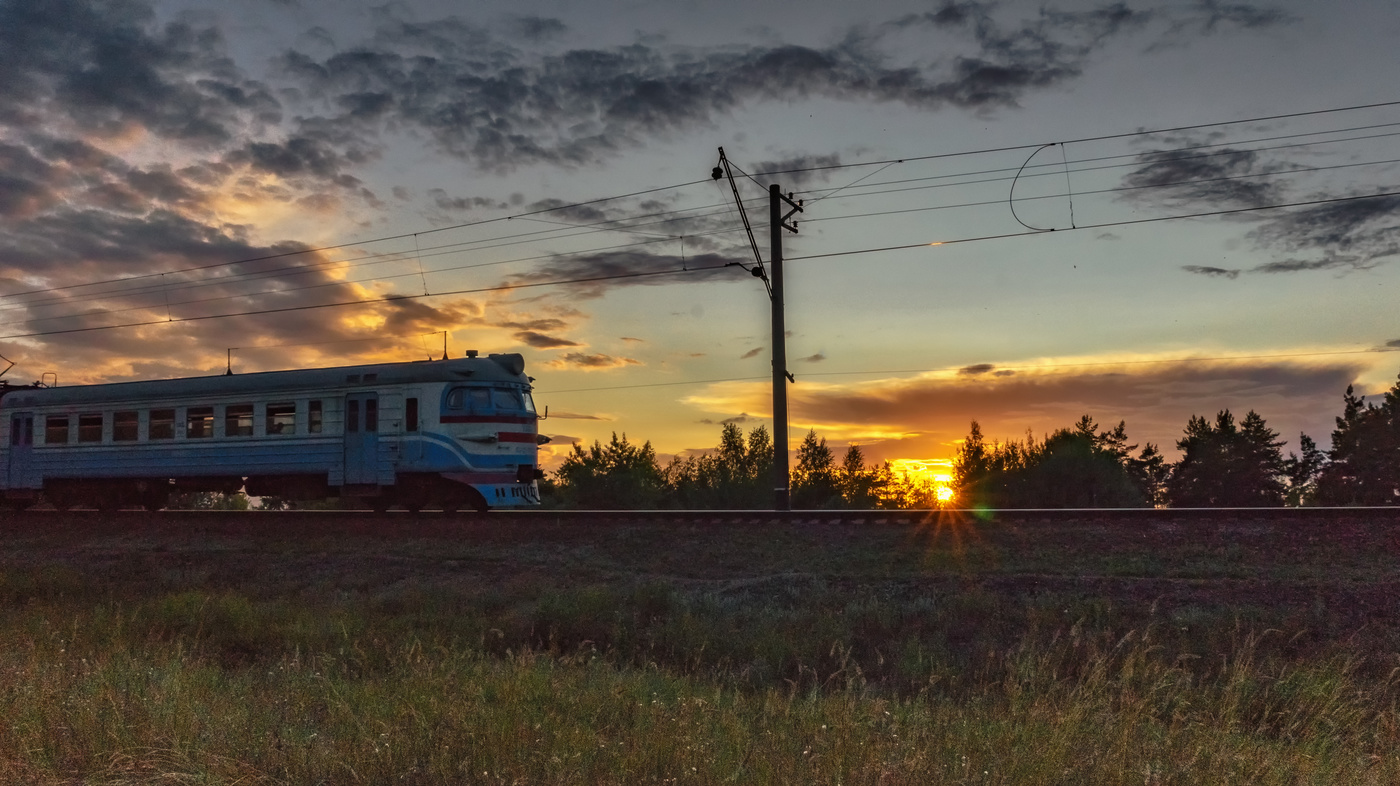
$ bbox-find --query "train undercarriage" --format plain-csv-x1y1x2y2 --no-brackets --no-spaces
2,473,493,513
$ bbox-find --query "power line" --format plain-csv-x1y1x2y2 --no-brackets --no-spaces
7,104,1395,323
787,189,1400,264
751,99,1400,180
6,186,1398,342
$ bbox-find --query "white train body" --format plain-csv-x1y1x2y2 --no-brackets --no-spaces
0,353,543,511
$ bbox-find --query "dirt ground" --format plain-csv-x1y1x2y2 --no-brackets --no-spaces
4,511,1399,631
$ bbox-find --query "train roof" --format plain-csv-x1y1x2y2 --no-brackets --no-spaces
0,353,531,409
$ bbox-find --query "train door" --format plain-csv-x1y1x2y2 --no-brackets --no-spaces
7,413,34,487
343,393,379,485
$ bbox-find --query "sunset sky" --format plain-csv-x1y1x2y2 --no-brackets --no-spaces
2,0,1398,471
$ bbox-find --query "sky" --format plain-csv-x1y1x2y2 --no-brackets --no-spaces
1,0,1398,472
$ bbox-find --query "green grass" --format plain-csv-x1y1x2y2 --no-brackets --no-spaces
2,513,1400,782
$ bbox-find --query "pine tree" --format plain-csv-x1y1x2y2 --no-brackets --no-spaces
1315,375,1400,505
792,430,840,509
1167,410,1286,507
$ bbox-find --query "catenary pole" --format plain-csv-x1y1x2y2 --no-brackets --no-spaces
770,184,790,511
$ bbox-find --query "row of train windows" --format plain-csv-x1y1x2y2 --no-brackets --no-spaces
38,401,323,444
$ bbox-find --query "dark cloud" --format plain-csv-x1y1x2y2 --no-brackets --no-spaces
1247,194,1400,274
274,1,1274,172
223,136,373,191
751,154,842,188
429,190,512,212
1122,147,1285,209
549,352,641,370
1387,340,1400,349
958,363,996,375
508,16,567,42
0,0,280,146
800,352,826,363
513,330,581,348
507,250,747,298
1182,265,1241,279
699,413,758,425
541,411,609,420
741,347,763,359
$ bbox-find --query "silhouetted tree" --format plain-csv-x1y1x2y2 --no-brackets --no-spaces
1315,376,1400,505
1167,410,1286,507
662,424,773,509
838,445,880,508
554,433,664,509
792,430,840,508
1283,433,1327,506
953,417,1153,508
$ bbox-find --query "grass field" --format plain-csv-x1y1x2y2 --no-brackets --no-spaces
2,511,1398,783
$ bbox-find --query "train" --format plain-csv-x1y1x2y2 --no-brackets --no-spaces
0,352,545,512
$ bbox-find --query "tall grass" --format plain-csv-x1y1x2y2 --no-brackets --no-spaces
2,566,1397,784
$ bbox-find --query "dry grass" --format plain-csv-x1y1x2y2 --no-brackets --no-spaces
2,511,1399,783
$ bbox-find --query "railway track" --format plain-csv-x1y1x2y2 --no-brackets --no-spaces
6,505,1400,526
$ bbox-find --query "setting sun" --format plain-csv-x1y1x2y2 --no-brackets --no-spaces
889,458,956,504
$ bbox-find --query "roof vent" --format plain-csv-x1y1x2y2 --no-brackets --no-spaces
465,350,479,358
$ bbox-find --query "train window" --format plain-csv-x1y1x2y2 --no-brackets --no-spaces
405,398,418,432
493,389,524,410
308,400,323,433
522,391,537,414
149,409,175,440
363,373,378,383
364,398,378,432
45,415,68,445
225,404,254,437
113,411,138,442
186,407,214,439
78,414,103,443
446,388,463,409
346,399,359,433
267,402,296,435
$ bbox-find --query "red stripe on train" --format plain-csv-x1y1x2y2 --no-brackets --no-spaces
440,415,537,425
497,431,537,443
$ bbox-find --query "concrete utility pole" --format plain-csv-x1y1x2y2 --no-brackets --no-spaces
712,150,802,511
769,183,801,511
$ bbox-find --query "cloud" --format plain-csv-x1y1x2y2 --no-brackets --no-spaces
699,413,759,425
799,352,826,363
741,347,763,359
506,250,747,298
750,154,842,188
1182,265,1241,279
548,352,642,370
0,0,281,146
958,363,996,375
683,357,1366,464
513,330,582,348
1246,194,1400,274
274,1,1280,172
507,16,568,42
544,411,612,420
1121,147,1286,209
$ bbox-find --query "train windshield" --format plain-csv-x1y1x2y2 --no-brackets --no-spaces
492,388,535,413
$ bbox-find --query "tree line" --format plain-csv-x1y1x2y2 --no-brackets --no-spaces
547,373,1400,510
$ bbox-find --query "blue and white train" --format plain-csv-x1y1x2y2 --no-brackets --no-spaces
0,352,545,512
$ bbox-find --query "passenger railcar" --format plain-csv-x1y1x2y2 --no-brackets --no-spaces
0,352,545,512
